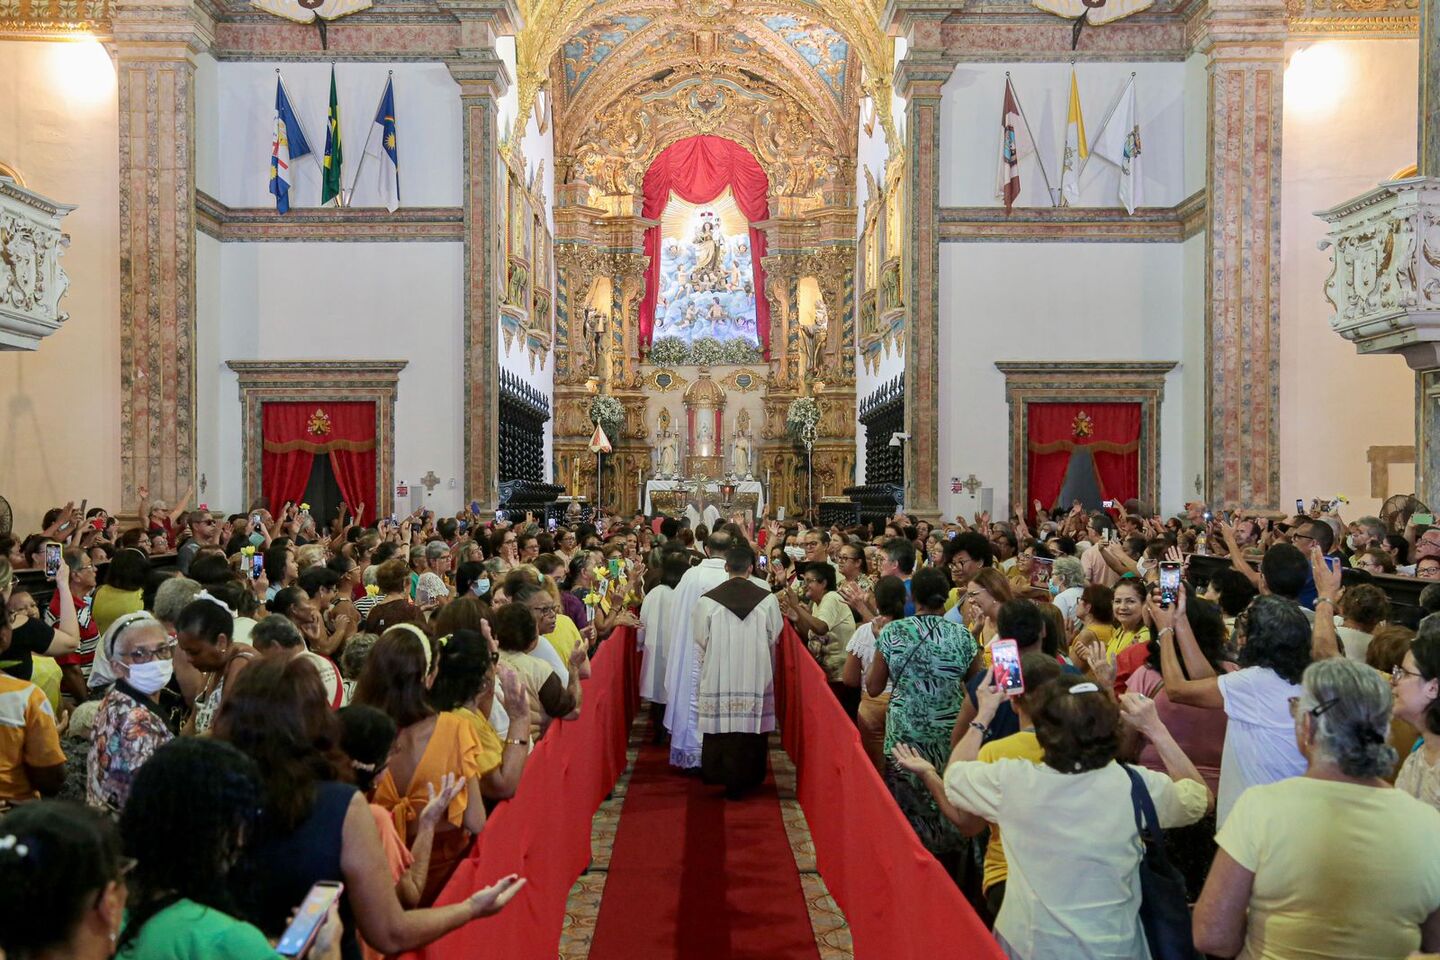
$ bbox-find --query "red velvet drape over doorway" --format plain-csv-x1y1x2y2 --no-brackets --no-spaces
638,135,772,358
261,402,377,514
1026,403,1140,519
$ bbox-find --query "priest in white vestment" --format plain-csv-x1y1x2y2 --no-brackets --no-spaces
694,542,783,798
637,549,689,743
663,529,767,768
683,498,723,533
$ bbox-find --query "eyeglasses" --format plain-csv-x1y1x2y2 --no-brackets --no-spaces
120,641,177,664
528,603,559,615
1288,696,1341,719
1393,665,1425,683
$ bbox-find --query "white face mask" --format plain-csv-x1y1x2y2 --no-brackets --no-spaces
1345,534,1359,551
126,659,173,695
1136,557,1154,577
784,546,806,561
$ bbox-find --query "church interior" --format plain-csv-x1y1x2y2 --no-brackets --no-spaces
4,0,1440,956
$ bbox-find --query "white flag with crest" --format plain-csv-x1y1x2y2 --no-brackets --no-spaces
1091,76,1143,214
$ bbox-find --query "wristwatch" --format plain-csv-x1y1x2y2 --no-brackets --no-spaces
969,720,988,735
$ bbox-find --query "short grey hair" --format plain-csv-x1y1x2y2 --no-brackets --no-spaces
1355,516,1385,540
251,614,304,652
1052,556,1086,589
153,577,202,624
424,540,449,561
1300,658,1399,779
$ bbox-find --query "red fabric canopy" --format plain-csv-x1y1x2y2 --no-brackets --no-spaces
261,401,376,514
639,135,771,358
1026,402,1140,520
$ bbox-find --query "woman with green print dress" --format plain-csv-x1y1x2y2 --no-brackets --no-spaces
868,566,979,858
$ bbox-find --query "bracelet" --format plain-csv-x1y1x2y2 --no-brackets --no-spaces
504,737,528,747
969,720,988,735
1315,597,1337,607
1158,627,1175,638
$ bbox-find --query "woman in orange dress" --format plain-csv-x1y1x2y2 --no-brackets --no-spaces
354,624,487,904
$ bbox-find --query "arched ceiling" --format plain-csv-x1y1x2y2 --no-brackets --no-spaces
509,0,896,168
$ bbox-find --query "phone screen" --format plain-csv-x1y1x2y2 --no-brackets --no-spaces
1414,513,1436,527
1295,498,1306,516
276,881,344,958
758,554,768,571
1159,561,1182,607
608,558,621,578
991,639,1024,697
250,553,265,580
43,543,61,578
250,513,261,527
494,509,504,524
548,518,557,533
1029,556,1054,588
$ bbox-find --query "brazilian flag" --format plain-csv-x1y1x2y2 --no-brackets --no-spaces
321,66,343,206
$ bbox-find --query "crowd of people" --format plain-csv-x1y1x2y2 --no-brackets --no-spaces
3,493,1440,958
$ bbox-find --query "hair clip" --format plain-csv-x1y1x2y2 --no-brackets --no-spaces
1068,682,1101,695
196,590,236,616
0,835,29,858
351,759,378,773
437,633,451,648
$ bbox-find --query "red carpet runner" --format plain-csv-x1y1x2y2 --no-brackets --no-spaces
587,739,822,960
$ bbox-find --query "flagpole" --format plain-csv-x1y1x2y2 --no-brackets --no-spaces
1008,72,1057,207
1075,72,1134,182
277,69,325,176
346,70,392,205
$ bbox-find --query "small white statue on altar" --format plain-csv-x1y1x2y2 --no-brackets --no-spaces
658,430,679,478
731,433,751,480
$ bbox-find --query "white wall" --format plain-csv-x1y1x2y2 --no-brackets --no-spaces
0,39,121,531
938,242,1187,521
940,62,1189,209
198,242,466,515
1279,38,1417,518
210,61,462,209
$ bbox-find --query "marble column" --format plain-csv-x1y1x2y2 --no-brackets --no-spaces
111,0,212,510
1197,0,1286,510
444,0,514,509
891,10,956,518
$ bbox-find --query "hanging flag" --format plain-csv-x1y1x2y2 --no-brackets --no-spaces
1092,77,1143,214
321,65,344,207
269,76,312,214
995,77,1036,214
365,76,400,212
1058,67,1088,206
588,423,613,455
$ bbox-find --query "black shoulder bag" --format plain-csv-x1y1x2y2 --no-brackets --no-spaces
1121,764,1201,960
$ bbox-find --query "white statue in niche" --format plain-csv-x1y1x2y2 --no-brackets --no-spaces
798,292,829,382
731,433,752,479
658,430,679,478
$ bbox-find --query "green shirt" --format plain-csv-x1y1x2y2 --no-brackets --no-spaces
118,899,277,960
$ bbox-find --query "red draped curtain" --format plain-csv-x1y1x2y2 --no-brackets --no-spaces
262,402,377,514
1026,403,1141,520
639,135,772,358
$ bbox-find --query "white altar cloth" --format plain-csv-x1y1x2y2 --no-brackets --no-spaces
643,479,766,520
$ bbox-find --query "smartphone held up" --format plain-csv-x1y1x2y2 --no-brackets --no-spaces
1158,560,1182,608
43,542,61,579
990,639,1024,697
275,881,343,958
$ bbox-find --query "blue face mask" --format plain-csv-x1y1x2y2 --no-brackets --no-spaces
472,578,491,597
1048,580,1061,596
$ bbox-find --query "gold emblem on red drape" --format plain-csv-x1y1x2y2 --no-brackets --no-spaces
307,408,333,437
1071,410,1094,440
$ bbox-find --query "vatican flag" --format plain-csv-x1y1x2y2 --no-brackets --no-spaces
1092,76,1143,214
588,423,613,455
365,76,400,212
1058,68,1088,206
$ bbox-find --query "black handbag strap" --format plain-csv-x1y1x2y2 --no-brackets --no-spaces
1122,764,1164,846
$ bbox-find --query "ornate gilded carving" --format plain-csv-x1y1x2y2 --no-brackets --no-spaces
0,178,73,349
719,368,765,392
648,368,688,391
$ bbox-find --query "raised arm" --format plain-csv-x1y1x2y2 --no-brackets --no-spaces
1308,545,1342,660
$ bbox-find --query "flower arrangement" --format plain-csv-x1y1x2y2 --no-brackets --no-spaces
589,395,626,436
786,397,822,441
365,584,380,597
299,502,311,513
240,545,255,558
645,335,764,367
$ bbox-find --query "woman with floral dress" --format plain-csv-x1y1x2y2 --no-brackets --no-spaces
867,566,979,864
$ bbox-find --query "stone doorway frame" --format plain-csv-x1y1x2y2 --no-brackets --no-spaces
995,361,1176,516
226,360,407,521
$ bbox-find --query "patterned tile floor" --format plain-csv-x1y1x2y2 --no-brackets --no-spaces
559,723,853,960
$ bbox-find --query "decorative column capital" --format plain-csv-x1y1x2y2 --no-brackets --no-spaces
883,0,958,54
436,0,518,52
446,52,511,100
1190,0,1288,55
109,0,213,58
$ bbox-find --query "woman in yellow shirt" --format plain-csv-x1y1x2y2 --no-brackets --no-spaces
1195,658,1440,959
1109,578,1152,656
1069,584,1116,664
428,629,531,801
